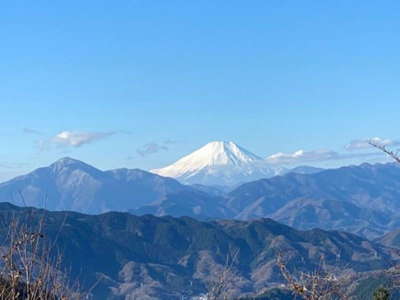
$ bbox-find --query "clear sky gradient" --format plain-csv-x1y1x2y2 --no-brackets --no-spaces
1,1,400,181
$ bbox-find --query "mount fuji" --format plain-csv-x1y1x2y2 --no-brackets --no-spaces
151,141,285,186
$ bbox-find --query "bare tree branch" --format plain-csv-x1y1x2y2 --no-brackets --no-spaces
206,248,240,300
0,213,84,299
369,141,400,164
276,253,349,300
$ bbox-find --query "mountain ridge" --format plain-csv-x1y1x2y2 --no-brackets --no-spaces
1,157,400,239
228,162,400,238
0,157,228,217
0,202,398,299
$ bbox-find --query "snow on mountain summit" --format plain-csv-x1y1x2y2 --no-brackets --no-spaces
151,141,285,186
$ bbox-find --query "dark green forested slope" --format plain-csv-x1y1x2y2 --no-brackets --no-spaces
0,203,398,299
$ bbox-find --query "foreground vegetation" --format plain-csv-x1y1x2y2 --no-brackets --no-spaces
0,212,82,300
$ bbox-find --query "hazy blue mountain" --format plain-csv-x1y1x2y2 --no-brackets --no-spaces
2,158,400,238
228,163,400,238
129,189,231,219
0,157,227,217
1,203,398,299
269,198,393,238
288,165,324,174
189,184,233,196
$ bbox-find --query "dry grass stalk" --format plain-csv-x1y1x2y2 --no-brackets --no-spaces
0,214,81,300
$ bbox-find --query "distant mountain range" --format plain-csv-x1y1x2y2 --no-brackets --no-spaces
0,157,227,218
228,162,400,238
1,203,398,299
0,155,399,238
0,154,319,217
287,165,325,174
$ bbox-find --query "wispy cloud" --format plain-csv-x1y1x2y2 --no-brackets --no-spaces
23,128,43,135
266,149,336,164
52,131,115,148
345,137,400,151
163,139,177,145
0,162,29,169
266,149,381,165
37,131,116,151
266,137,399,165
137,142,168,157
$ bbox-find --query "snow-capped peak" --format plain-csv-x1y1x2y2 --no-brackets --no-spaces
151,141,284,186
183,141,262,165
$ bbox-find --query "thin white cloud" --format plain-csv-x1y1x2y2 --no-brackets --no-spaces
266,149,337,164
346,137,400,151
164,139,177,145
23,128,43,135
267,137,399,165
137,142,168,157
0,162,29,169
266,149,381,165
52,131,115,148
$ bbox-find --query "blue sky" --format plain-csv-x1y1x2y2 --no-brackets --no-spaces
1,1,400,181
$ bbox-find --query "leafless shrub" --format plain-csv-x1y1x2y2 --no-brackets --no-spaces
276,253,349,300
369,138,400,298
206,248,240,300
381,265,400,294
0,213,82,299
